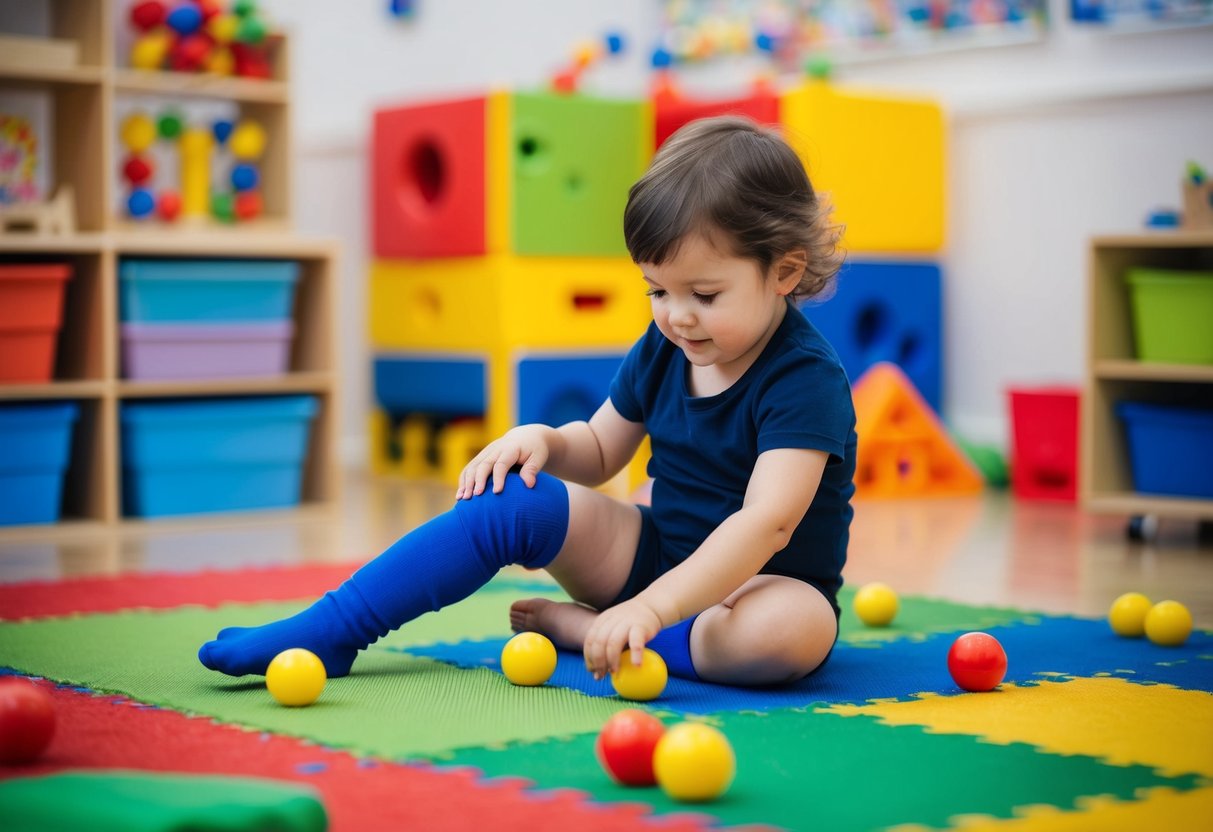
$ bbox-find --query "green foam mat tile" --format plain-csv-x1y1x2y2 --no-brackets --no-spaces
836,586,1037,644
442,708,1203,830
0,595,631,761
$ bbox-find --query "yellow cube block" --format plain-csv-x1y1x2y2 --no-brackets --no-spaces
780,81,946,254
369,255,649,352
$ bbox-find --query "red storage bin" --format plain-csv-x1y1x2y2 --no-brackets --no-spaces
0,264,73,383
1008,386,1081,502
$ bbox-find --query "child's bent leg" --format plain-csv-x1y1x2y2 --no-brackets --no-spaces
198,472,570,678
690,575,837,686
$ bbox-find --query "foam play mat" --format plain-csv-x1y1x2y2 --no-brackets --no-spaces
1,564,1210,831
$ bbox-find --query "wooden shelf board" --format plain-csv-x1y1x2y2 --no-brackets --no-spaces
111,229,335,258
1084,491,1213,519
1091,230,1213,248
115,502,338,535
0,63,104,86
0,381,108,400
117,373,333,398
112,69,288,103
1093,359,1213,383
0,519,110,541
0,233,108,253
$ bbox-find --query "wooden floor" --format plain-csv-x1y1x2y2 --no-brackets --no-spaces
1,469,1210,628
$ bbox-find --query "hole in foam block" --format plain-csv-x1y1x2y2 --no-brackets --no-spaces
401,139,445,208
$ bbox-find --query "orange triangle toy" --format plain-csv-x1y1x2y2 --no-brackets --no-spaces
851,362,984,499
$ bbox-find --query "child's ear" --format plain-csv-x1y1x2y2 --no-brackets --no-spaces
774,249,808,295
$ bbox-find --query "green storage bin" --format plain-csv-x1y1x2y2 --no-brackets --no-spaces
1124,268,1213,364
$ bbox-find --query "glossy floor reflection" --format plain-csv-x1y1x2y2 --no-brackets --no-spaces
0,469,1209,627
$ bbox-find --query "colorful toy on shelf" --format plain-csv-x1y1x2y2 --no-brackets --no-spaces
119,109,265,224
127,0,276,79
549,31,627,94
0,114,39,205
1182,160,1213,230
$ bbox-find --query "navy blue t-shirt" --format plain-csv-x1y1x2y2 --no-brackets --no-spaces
608,302,856,603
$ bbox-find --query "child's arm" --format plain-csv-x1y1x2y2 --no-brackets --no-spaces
582,446,828,677
456,400,646,499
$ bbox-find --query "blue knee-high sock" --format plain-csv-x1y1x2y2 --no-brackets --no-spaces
647,615,700,681
198,473,569,678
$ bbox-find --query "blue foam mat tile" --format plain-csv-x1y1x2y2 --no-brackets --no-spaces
397,616,1213,713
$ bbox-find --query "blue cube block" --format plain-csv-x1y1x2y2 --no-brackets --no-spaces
801,260,943,411
517,354,624,427
373,355,486,418
0,402,78,525
121,395,317,518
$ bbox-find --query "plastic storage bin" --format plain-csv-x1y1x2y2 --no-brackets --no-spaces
0,402,79,525
1008,386,1080,502
0,263,73,383
121,395,318,517
1124,268,1213,364
119,259,300,322
1116,401,1213,499
121,321,295,380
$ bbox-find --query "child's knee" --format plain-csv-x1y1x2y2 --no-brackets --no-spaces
453,471,570,568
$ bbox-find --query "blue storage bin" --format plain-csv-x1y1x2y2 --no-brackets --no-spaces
1116,401,1213,499
119,259,300,322
0,402,78,525
121,395,318,517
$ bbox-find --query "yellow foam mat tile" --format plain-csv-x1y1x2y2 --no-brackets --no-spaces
824,677,1213,778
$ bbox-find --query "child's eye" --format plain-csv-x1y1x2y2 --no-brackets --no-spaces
693,292,717,305
645,288,666,299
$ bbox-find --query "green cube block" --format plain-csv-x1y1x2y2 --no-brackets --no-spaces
511,93,650,256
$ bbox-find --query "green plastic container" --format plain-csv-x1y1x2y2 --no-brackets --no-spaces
1124,268,1213,364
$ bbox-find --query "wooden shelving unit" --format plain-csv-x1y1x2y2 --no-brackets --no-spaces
1081,231,1213,533
1,1,339,533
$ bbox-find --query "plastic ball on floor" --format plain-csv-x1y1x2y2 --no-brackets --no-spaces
500,632,557,686
1144,600,1192,647
0,677,56,764
947,632,1007,692
610,648,667,701
595,709,666,786
1108,592,1152,637
265,648,327,706
653,722,735,802
854,582,899,627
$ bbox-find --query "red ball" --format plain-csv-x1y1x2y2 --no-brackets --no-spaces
0,678,56,764
947,632,1008,692
129,0,166,32
157,190,182,221
595,709,666,786
233,190,262,221
171,34,212,72
122,154,154,186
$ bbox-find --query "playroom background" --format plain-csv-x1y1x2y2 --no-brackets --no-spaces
1,1,1211,830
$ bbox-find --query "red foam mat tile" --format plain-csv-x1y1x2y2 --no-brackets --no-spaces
0,679,716,832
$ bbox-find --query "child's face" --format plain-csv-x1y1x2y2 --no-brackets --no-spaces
639,233,794,376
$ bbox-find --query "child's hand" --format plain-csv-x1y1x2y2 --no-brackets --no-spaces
583,598,664,680
456,424,552,500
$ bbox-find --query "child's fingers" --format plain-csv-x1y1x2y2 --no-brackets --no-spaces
491,447,521,494
629,630,645,666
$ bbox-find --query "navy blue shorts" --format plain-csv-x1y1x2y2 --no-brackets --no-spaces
607,505,841,679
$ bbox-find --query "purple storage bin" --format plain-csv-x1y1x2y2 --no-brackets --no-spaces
122,321,295,380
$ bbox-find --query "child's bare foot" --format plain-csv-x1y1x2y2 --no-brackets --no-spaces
510,598,598,652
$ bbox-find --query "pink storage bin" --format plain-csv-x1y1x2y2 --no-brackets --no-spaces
121,321,295,381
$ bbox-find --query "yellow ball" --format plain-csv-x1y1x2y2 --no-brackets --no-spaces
610,648,668,701
854,582,899,627
653,722,735,802
265,648,327,707
130,31,171,71
208,13,240,44
1144,600,1193,647
1108,592,1152,637
229,120,267,161
120,113,157,153
500,632,557,686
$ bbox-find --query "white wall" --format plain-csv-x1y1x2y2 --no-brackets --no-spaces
262,2,1213,456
